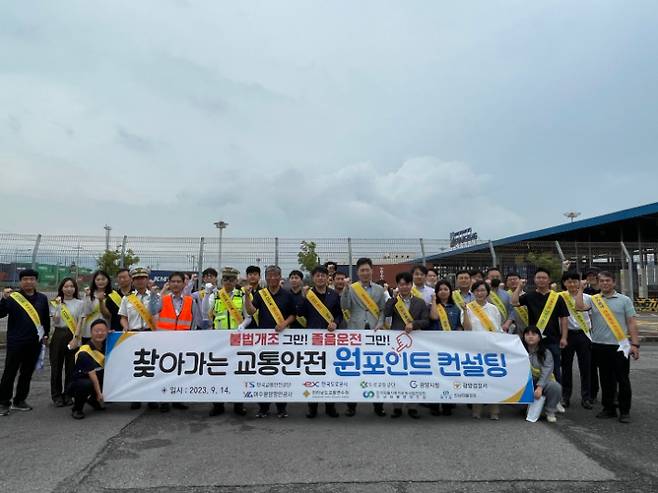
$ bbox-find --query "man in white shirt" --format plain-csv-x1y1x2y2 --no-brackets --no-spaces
411,265,434,305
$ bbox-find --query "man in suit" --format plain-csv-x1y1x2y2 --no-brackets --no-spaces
384,271,429,418
340,257,387,417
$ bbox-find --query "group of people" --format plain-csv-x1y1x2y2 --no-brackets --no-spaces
0,258,640,423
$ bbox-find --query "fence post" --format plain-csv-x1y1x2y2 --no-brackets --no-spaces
197,237,205,287
620,241,634,300
275,237,279,266
347,237,353,280
555,241,567,271
419,238,426,266
120,235,128,267
31,234,42,269
488,240,497,268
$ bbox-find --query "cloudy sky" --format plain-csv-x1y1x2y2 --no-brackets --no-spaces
1,1,657,241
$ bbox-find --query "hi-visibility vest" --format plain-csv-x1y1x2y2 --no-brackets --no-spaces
213,289,244,329
156,295,193,331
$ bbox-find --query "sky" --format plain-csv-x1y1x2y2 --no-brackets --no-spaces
1,0,657,241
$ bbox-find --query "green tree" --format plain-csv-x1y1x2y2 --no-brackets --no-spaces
297,240,320,272
96,248,140,277
526,252,562,282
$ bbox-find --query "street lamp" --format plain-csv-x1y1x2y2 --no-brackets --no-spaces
213,220,229,270
563,212,581,223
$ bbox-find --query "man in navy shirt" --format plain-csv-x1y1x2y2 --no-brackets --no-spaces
0,269,50,415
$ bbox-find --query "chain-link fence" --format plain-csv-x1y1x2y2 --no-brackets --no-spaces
0,233,450,290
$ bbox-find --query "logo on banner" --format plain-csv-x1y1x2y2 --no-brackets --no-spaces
395,333,413,353
362,390,375,399
303,381,319,388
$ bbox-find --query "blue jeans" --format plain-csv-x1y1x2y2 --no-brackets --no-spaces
546,343,562,383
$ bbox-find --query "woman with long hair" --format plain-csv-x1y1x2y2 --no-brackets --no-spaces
49,277,84,407
429,280,462,331
523,326,562,423
80,271,113,345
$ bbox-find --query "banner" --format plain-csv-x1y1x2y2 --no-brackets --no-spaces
104,330,534,404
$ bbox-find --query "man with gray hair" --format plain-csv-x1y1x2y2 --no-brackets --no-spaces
244,265,296,418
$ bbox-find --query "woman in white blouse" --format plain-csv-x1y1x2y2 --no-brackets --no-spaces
81,271,113,344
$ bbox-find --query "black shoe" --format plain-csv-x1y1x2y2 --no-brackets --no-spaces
442,406,453,416
72,409,85,419
147,402,159,410
130,402,142,410
326,405,339,418
596,410,617,419
391,408,403,418
159,403,170,413
277,411,288,419
0,404,9,416
53,397,65,408
256,411,268,418
345,408,356,417
562,398,570,409
430,406,441,416
209,404,225,416
233,404,247,416
618,414,631,424
63,397,73,407
408,409,420,419
581,399,593,410
11,401,32,412
374,408,386,417
87,398,105,411
172,403,189,410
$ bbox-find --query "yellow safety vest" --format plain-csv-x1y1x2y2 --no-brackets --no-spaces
214,289,244,329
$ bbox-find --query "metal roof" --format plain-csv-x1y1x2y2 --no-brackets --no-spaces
425,201,658,262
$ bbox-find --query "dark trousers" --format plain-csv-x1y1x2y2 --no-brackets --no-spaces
347,403,384,414
69,378,101,412
0,342,41,405
259,402,287,413
49,327,75,400
546,343,562,383
592,343,632,414
561,331,592,401
308,402,336,414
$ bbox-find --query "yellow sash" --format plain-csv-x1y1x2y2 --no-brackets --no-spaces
352,282,380,318
531,366,556,382
108,290,122,309
560,291,590,334
259,288,284,325
51,300,78,336
436,303,451,331
411,286,424,300
537,291,559,331
297,316,308,327
218,288,244,325
591,294,627,342
515,306,529,326
306,289,334,324
127,294,155,330
488,290,508,319
199,289,206,300
76,344,105,367
467,301,495,332
452,290,466,308
10,292,41,329
342,309,351,321
394,297,414,325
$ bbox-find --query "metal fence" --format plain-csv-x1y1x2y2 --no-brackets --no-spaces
0,233,450,290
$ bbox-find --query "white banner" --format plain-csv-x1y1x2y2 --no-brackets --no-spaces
103,330,534,404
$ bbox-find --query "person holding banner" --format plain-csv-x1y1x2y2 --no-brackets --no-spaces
69,319,108,420
207,267,250,417
579,271,639,423
384,271,429,419
244,265,262,329
559,272,594,410
461,281,502,420
341,257,387,417
245,265,297,418
49,277,84,407
429,280,462,331
81,271,114,344
411,265,434,305
512,268,569,386
0,269,50,415
523,326,562,423
452,270,474,309
299,265,343,418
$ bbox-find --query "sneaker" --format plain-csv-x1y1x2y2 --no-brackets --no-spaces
556,403,566,414
72,409,85,420
489,414,500,421
256,411,268,418
11,401,32,412
277,411,288,419
0,404,9,416
546,413,557,423
618,414,631,424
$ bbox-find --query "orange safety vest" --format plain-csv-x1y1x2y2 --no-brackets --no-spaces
156,295,193,331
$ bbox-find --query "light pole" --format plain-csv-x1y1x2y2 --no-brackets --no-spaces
214,220,229,270
563,212,581,223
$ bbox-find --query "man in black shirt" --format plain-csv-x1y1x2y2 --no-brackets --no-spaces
583,269,601,295
245,265,296,418
298,265,343,418
288,270,306,328
512,268,569,383
0,269,51,415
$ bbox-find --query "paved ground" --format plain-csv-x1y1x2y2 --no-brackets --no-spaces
1,344,657,492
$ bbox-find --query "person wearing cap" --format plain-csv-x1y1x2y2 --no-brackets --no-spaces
0,269,51,415
206,267,250,417
118,267,159,411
